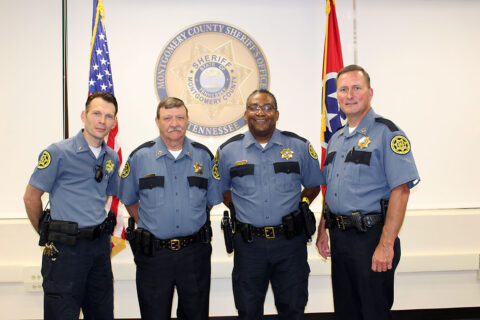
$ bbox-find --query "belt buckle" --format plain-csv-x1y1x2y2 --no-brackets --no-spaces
264,227,275,239
169,239,181,250
336,216,346,230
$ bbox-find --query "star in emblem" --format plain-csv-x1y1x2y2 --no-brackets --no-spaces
358,136,371,149
193,162,204,174
173,42,252,119
280,148,294,160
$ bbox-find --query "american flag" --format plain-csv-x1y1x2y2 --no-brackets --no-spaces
88,0,126,257
321,0,346,171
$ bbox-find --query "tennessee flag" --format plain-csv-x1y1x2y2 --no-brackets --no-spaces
88,0,126,257
321,0,346,173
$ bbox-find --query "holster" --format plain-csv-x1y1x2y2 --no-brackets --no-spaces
238,222,253,243
38,209,51,246
221,210,234,253
199,206,213,243
135,228,154,256
299,201,316,241
125,217,137,254
281,210,303,240
99,210,117,235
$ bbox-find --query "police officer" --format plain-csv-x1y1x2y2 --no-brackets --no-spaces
23,92,120,320
119,97,221,320
217,89,323,320
316,65,420,320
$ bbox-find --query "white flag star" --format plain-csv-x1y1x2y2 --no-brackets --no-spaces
89,79,96,86
96,48,103,55
96,73,104,80
105,70,111,76
100,58,107,65
93,64,99,71
99,33,105,40
100,84,107,91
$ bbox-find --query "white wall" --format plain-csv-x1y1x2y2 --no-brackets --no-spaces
1,0,480,318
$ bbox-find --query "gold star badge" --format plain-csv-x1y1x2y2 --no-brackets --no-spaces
358,136,371,149
280,148,294,160
194,162,204,174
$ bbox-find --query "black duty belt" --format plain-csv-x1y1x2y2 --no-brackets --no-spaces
331,212,384,231
152,233,202,251
236,221,286,239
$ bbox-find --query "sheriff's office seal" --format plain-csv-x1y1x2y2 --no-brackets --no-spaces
155,21,270,137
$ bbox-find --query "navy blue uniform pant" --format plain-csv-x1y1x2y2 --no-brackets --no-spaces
330,224,401,320
134,242,211,320
41,234,114,320
232,233,310,320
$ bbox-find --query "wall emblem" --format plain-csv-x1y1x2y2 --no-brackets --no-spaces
155,22,270,136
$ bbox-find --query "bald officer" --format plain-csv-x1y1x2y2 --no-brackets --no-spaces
316,65,420,320
24,92,120,320
119,97,221,320
218,89,323,320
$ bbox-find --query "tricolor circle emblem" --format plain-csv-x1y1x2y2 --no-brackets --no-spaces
155,21,270,137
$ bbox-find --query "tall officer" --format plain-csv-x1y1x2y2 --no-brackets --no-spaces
24,92,120,320
119,97,221,320
217,89,324,320
316,65,420,320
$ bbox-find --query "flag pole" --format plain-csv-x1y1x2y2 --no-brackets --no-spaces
353,0,358,64
62,0,69,139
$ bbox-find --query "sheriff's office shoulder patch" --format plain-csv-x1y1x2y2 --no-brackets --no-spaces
390,135,410,154
37,151,51,169
308,143,318,159
121,161,130,178
212,164,220,180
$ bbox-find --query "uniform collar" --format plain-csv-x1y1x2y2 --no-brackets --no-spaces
74,129,107,155
341,108,377,138
243,129,283,150
154,136,193,159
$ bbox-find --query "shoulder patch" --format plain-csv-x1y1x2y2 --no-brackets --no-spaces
37,150,51,169
191,141,214,160
281,131,307,143
391,135,411,154
220,134,245,150
375,117,399,132
129,141,155,158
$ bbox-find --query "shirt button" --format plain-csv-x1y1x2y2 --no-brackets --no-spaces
265,199,268,202
334,193,337,197
174,176,177,179
341,155,344,158
336,174,339,177
176,225,179,229
176,209,179,212
266,216,270,219
175,192,178,196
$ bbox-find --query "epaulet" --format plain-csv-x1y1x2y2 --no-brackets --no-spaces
220,134,244,150
375,117,399,132
281,131,307,143
129,141,155,157
191,141,214,160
